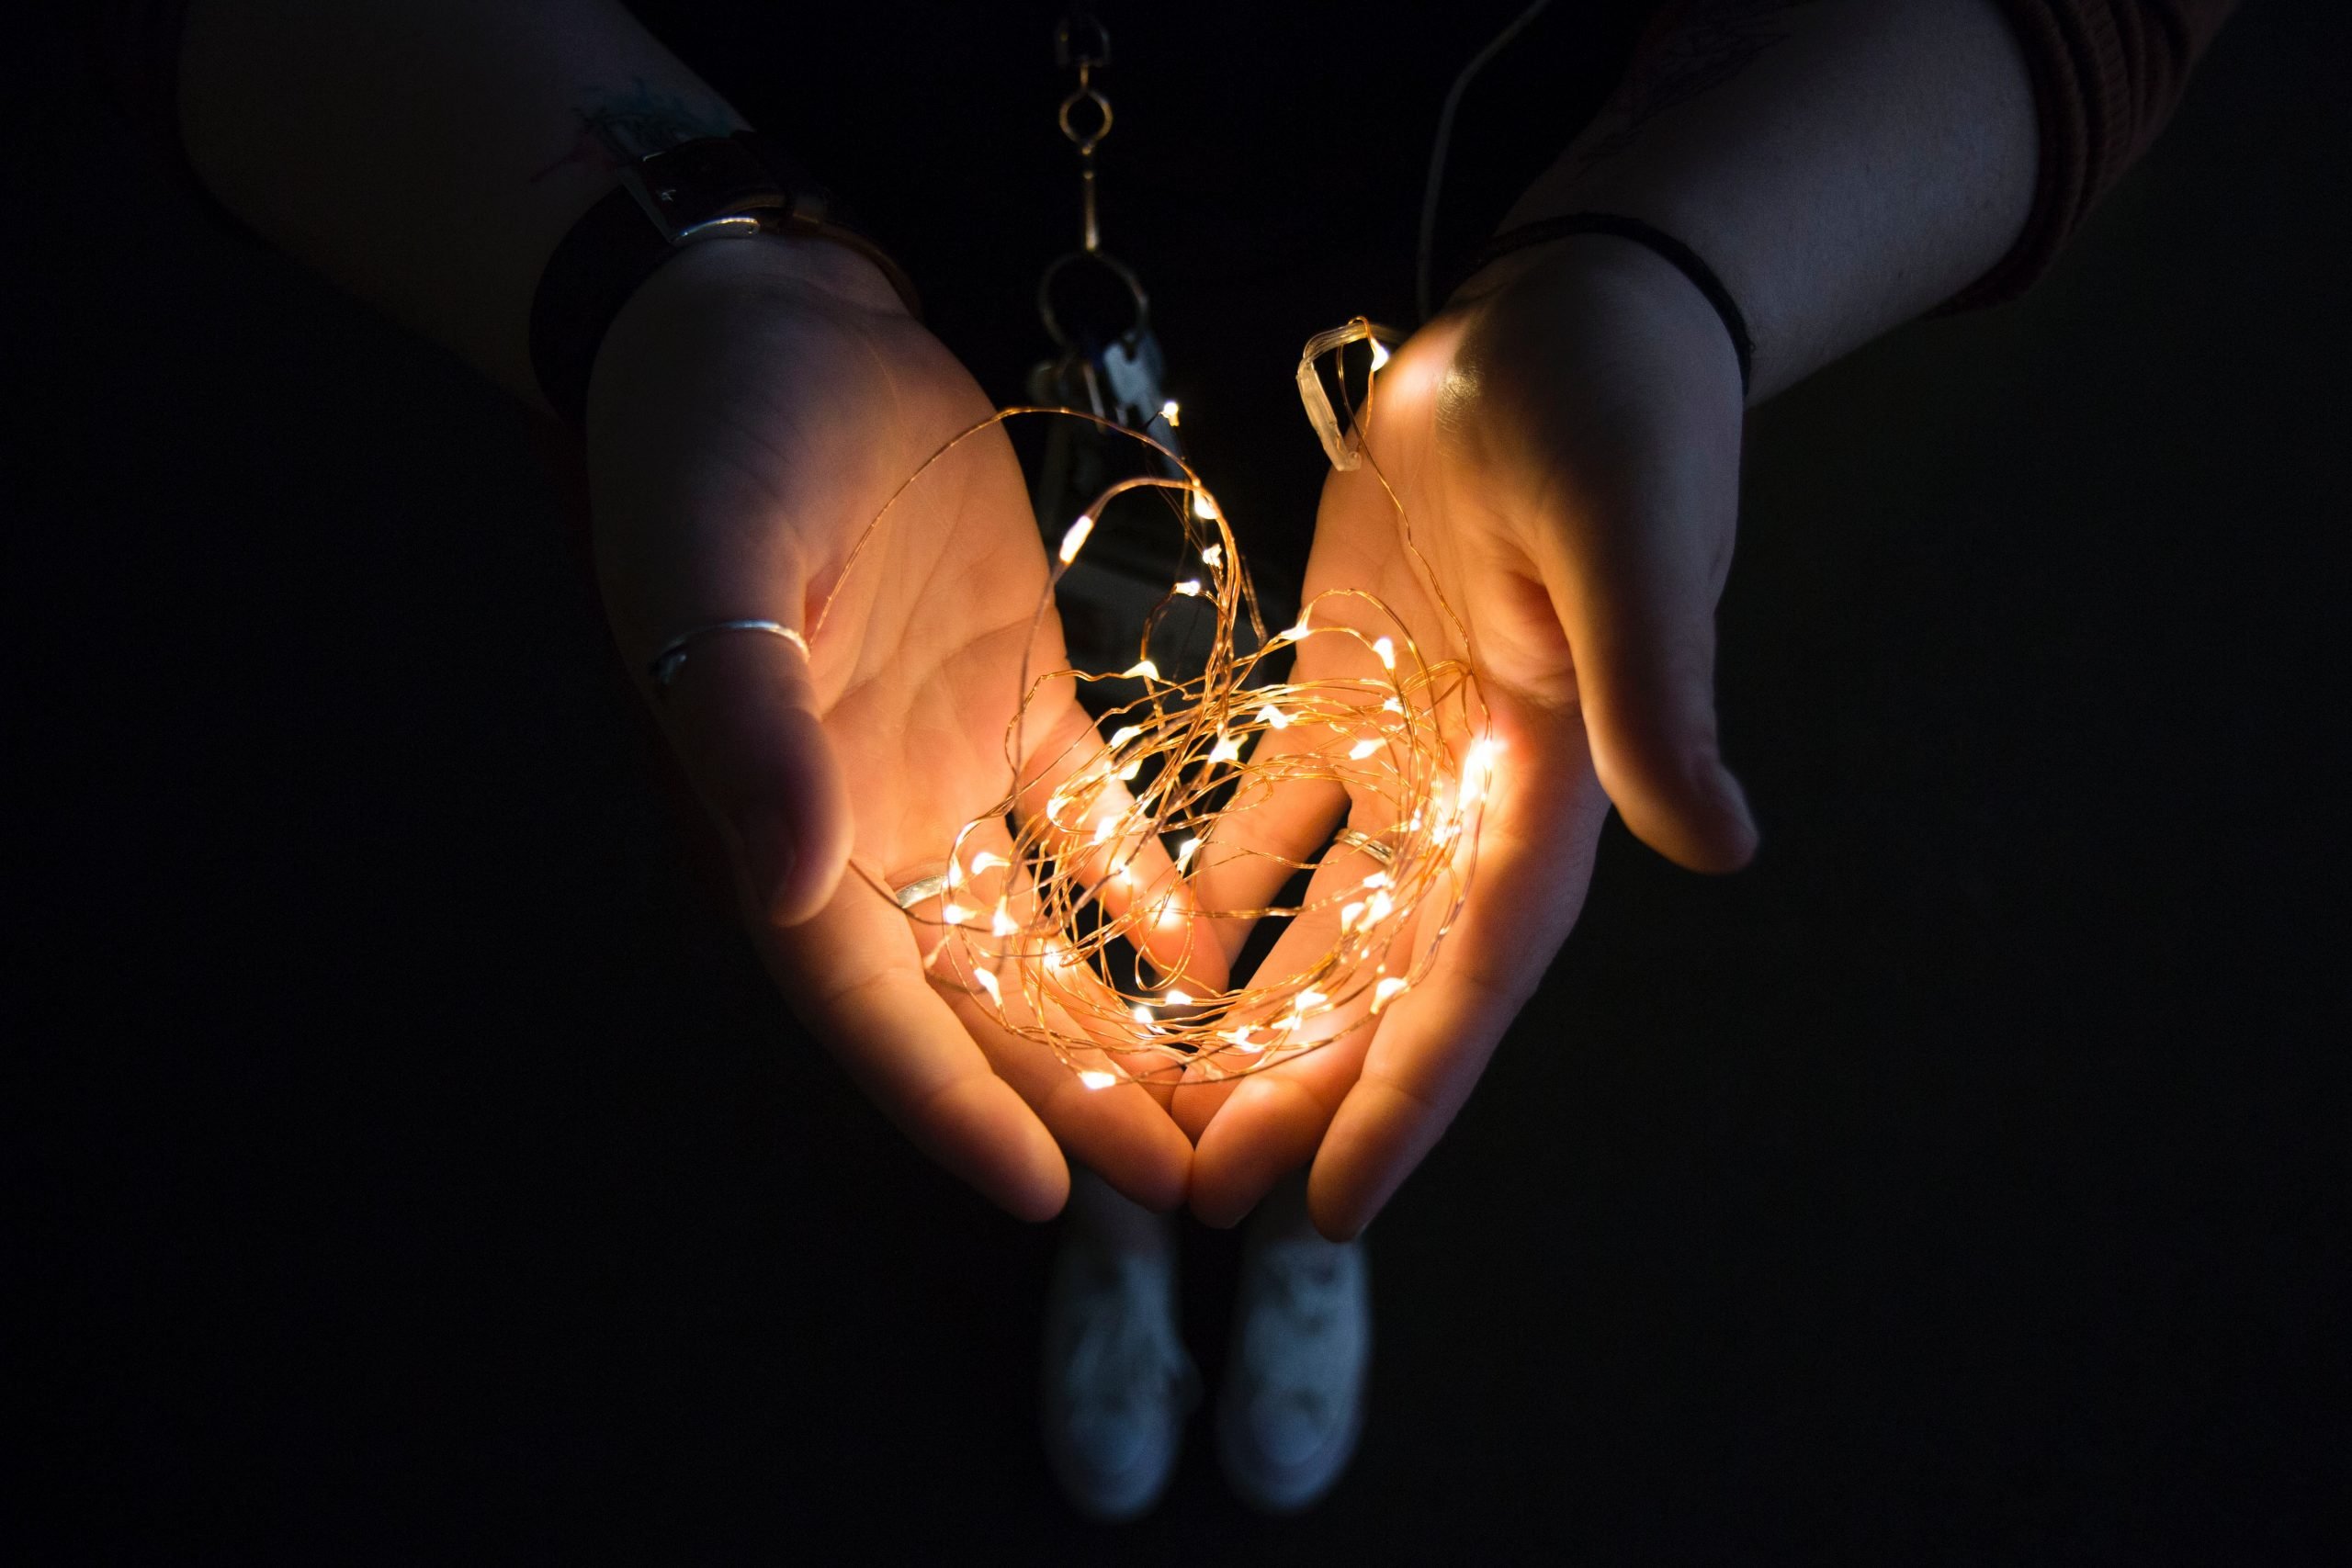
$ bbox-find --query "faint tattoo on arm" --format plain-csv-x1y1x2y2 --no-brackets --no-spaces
531,76,741,182
1570,0,1813,172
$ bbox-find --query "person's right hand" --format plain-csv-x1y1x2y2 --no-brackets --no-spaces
584,236,1198,1219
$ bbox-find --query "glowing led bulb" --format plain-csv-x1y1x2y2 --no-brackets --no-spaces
1297,989,1329,1010
1192,491,1219,521
1159,399,1181,425
1226,1026,1264,1054
1369,338,1392,371
1374,976,1408,1011
1173,579,1203,597
1208,734,1242,764
1348,739,1380,760
1340,900,1366,931
941,903,972,925
1256,705,1290,729
1091,815,1119,846
990,903,1018,937
1057,513,1094,564
1163,989,1193,1007
1373,636,1396,670
1175,837,1201,869
1079,1068,1117,1090
1201,543,1223,569
1383,697,1404,713
1108,725,1144,749
1123,660,1160,681
1460,735,1504,805
969,851,1009,874
973,968,1001,1005
1117,760,1142,780
1366,890,1394,922
1131,1004,1155,1025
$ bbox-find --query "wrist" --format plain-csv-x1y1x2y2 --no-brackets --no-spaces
1459,231,1749,412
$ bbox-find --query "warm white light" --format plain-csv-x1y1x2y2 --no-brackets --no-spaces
1368,339,1391,371
1173,579,1203,597
990,904,1019,937
1208,734,1242,763
1131,1004,1154,1024
1256,705,1290,729
1348,739,1380,760
1058,513,1094,564
973,968,1002,1005
942,903,972,925
1192,491,1219,521
1108,725,1143,749
1123,660,1160,680
1373,636,1396,670
1340,900,1366,931
1164,989,1193,1007
1079,1068,1117,1090
1374,976,1408,1010
1365,890,1394,922
1200,543,1223,569
969,851,1009,874
1159,399,1181,425
1175,837,1201,869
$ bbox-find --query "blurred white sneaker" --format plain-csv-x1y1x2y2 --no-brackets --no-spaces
1041,1171,1199,1521
1217,1173,1370,1514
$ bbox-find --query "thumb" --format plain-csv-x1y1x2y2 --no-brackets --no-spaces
1536,502,1758,874
650,624,853,926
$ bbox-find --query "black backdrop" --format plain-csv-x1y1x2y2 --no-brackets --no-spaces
11,3,2347,1562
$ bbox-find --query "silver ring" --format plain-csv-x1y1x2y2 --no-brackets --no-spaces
1333,829,1396,867
648,619,809,693
891,870,951,911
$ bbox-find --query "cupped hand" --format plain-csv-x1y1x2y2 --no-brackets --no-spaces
585,236,1194,1219
1177,234,1759,1236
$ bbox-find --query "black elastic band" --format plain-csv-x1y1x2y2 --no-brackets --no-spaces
1451,213,1754,395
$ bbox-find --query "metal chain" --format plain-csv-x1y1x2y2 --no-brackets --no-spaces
1055,9,1114,253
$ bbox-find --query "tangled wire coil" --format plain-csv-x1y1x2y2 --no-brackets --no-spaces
820,321,1496,1089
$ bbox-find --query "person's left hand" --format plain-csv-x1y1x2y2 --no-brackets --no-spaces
1171,236,1761,1236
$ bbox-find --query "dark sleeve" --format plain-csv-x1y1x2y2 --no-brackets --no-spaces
1950,0,2242,307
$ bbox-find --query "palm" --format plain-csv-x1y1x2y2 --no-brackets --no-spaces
588,241,1192,1217
1177,314,1618,1232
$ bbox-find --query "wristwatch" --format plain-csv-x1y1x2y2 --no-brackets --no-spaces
528,130,922,427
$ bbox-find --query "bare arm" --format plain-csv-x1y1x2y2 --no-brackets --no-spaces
178,0,746,403
1501,0,2041,399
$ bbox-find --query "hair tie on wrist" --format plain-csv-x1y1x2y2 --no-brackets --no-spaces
1451,212,1754,396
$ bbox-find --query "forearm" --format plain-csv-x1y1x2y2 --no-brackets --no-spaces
178,0,743,402
1503,0,2039,400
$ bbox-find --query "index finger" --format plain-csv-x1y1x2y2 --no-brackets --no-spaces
758,863,1070,1223
1306,701,1611,1239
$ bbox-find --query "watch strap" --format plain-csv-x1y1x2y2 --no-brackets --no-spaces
528,131,920,428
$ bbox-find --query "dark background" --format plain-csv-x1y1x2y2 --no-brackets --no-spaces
11,2,2347,1561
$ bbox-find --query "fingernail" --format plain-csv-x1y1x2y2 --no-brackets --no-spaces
739,817,798,921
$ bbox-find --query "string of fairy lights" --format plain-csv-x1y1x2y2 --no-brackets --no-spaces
814,321,1498,1088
